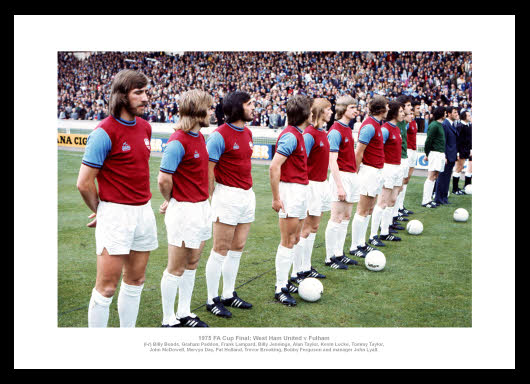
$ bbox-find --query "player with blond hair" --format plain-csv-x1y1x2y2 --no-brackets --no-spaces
158,89,214,327
324,95,360,269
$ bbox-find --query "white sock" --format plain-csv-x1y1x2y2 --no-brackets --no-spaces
335,220,350,256
380,206,394,236
465,171,472,177
400,184,408,209
205,249,225,304
393,198,400,217
160,269,181,326
221,250,242,300
350,214,366,251
117,281,144,328
177,269,196,319
453,171,461,178
360,214,370,247
291,237,306,277
275,244,294,293
370,206,384,239
88,287,113,328
303,233,316,272
423,179,435,205
325,220,340,262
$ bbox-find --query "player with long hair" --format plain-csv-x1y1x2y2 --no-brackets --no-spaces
77,69,158,327
158,89,214,327
204,91,256,319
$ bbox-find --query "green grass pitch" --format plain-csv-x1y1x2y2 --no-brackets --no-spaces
58,149,472,327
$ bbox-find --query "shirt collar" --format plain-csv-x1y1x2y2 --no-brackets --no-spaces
291,125,303,134
187,131,199,137
369,115,381,124
113,115,136,126
227,122,244,132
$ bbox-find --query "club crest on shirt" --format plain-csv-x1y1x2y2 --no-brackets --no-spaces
233,142,239,150
320,140,324,147
144,138,151,150
392,135,396,140
345,138,349,143
122,142,131,152
194,150,200,159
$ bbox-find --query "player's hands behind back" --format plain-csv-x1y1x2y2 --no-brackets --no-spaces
87,212,97,227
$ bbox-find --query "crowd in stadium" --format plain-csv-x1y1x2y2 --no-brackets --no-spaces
57,51,472,132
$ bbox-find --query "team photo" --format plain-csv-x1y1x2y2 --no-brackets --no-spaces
55,50,475,329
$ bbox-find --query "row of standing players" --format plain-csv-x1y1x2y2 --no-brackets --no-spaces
77,70,445,327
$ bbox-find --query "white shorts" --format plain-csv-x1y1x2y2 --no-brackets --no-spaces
427,151,446,172
278,182,309,219
382,163,403,189
95,200,158,255
307,180,332,216
329,171,360,203
400,157,409,178
211,183,256,225
165,198,212,249
357,164,384,197
407,149,418,167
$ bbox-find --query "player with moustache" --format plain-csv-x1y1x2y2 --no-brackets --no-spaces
77,69,158,328
289,98,332,285
324,95,361,270
204,91,256,319
349,95,389,258
158,90,214,328
368,101,404,245
269,95,313,307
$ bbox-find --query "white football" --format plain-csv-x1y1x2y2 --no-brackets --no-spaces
365,250,386,272
406,219,423,235
298,277,323,302
464,184,472,195
453,208,469,222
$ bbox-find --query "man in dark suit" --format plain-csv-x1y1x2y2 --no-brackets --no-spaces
452,110,472,194
434,106,459,205
215,98,225,126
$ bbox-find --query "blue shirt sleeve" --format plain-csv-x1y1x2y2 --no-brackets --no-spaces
381,127,389,144
160,140,185,174
82,128,112,169
358,124,375,145
276,133,298,157
205,131,225,163
327,130,342,152
303,133,315,156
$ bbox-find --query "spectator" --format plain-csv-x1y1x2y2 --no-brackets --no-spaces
57,51,472,124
